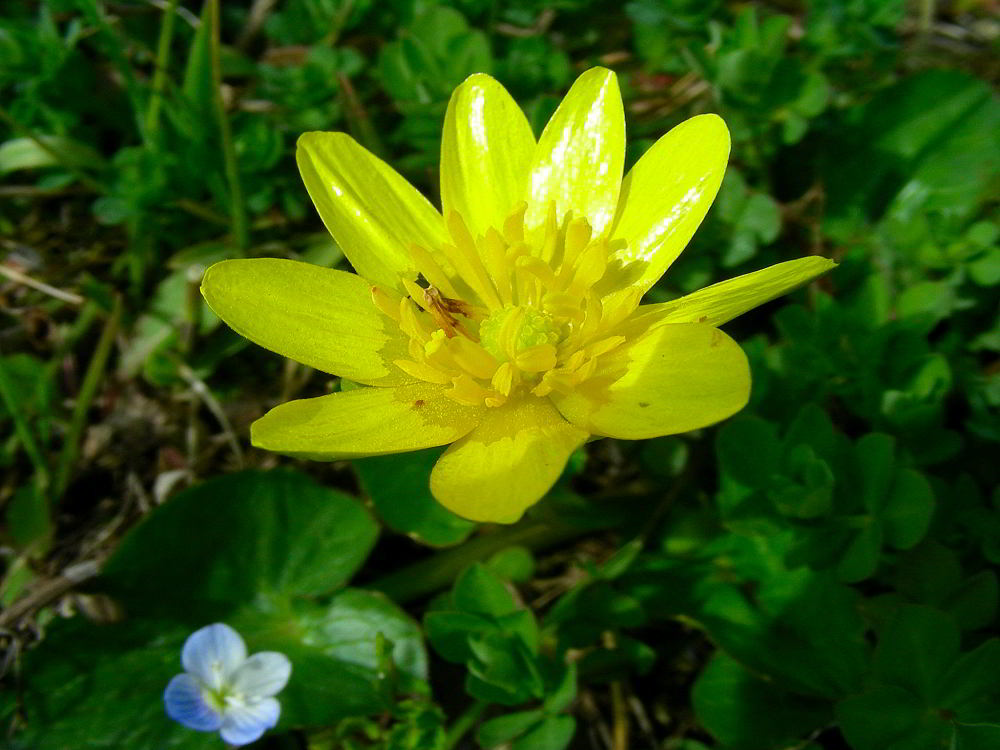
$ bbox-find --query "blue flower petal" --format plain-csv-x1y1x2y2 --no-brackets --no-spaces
219,698,280,746
164,674,222,732
229,652,292,698
182,623,246,691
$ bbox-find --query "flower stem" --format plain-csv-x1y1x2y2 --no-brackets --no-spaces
442,700,488,750
369,499,634,604
53,296,122,501
207,0,249,251
146,0,180,137
0,355,50,495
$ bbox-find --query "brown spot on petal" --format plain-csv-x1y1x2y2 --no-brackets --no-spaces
413,399,425,409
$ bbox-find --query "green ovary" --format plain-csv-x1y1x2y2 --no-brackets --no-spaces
478,306,561,362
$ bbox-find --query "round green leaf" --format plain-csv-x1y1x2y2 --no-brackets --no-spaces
355,448,475,547
101,470,378,618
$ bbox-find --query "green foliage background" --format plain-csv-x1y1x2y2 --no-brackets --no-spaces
0,1,997,748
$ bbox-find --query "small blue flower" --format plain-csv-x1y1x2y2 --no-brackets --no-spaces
164,623,291,746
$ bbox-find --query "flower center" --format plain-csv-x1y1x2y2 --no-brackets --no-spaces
478,306,561,363
370,202,640,408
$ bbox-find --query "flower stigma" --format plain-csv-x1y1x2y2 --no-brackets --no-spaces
370,201,636,409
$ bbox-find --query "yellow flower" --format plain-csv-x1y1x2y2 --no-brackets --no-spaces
201,68,834,524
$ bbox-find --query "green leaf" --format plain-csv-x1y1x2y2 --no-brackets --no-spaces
939,639,1000,722
836,685,948,750
485,546,536,583
824,70,1000,234
897,280,958,326
872,605,959,703
424,611,496,664
467,632,544,705
377,6,492,114
17,588,429,746
15,618,221,750
627,537,869,699
494,610,541,655
954,725,1000,750
836,520,883,583
882,470,935,550
693,652,830,750
893,542,962,605
100,470,378,618
0,353,56,441
785,404,839,461
477,710,545,747
181,0,216,124
855,433,895,513
293,588,428,681
739,193,781,243
542,662,577,714
599,538,644,579
716,416,782,488
356,448,475,547
968,247,1000,287
6,482,52,553
234,617,390,727
770,444,834,519
453,563,517,618
945,570,998,631
511,715,575,750
577,634,656,681
0,135,104,174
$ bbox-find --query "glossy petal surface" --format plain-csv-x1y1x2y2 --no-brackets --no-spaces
202,259,411,385
229,652,292,698
441,73,536,238
553,322,750,439
181,623,246,692
525,67,625,235
430,397,587,524
605,115,730,292
163,674,222,732
296,132,446,289
635,256,838,327
251,383,484,460
218,698,280,747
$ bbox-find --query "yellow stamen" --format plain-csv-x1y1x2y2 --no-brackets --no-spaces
399,298,433,343
502,202,527,244
371,285,402,321
407,243,461,299
394,358,452,384
367,199,633,407
451,336,500,380
515,343,558,373
448,374,494,406
491,362,515,396
445,212,502,310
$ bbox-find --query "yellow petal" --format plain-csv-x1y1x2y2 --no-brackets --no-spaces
252,383,484,460
296,132,446,290
525,68,625,236
441,74,536,238
634,256,838,327
429,396,587,524
606,114,730,293
552,322,749,439
201,258,411,385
